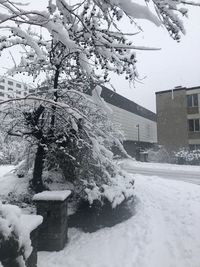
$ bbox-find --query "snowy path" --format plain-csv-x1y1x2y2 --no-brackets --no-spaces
119,160,200,185
38,174,200,267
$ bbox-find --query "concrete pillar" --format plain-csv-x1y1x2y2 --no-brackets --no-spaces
33,190,71,251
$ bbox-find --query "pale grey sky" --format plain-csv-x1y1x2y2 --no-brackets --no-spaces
0,1,200,112
108,6,200,112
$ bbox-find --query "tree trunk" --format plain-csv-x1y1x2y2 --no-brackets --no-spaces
31,144,45,193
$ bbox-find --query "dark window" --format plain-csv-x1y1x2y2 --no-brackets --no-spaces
8,87,13,91
194,95,198,106
16,91,21,95
187,94,198,107
8,81,13,86
195,119,200,131
188,119,200,132
0,92,4,97
0,79,5,83
0,85,4,90
16,83,21,88
29,89,35,93
187,95,192,107
189,119,194,131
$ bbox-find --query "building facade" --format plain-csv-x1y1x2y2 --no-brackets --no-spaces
156,86,200,153
101,86,157,156
0,76,29,101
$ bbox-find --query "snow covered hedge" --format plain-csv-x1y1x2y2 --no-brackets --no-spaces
0,202,32,267
175,149,200,165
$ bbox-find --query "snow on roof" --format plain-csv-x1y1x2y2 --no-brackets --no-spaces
20,214,43,233
33,190,71,201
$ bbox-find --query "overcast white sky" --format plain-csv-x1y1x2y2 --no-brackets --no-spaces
108,6,200,112
0,1,200,112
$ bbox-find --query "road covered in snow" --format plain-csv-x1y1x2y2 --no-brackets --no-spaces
0,163,200,267
38,161,200,267
119,159,200,185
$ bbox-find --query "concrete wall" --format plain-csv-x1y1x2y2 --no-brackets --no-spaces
156,89,189,153
108,103,157,143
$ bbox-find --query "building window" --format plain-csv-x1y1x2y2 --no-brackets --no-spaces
188,119,200,132
0,79,5,83
8,81,13,86
187,94,198,107
29,89,35,94
0,92,4,97
16,83,21,88
8,87,13,91
0,85,5,90
16,90,21,95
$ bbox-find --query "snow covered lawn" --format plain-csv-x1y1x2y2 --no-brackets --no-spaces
38,174,200,267
0,164,200,267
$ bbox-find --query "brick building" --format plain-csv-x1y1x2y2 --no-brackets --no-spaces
156,86,200,153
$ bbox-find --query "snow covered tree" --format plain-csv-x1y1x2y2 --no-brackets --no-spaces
0,0,199,203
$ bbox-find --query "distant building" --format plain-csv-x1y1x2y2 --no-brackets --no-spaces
0,78,157,156
0,76,29,101
156,86,200,153
101,86,157,156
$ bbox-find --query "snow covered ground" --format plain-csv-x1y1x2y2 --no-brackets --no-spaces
38,174,200,267
0,162,200,267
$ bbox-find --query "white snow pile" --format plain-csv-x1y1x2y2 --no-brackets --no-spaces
0,202,32,265
0,165,28,197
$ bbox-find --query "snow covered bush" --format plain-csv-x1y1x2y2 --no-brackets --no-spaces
0,202,32,267
175,149,200,165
